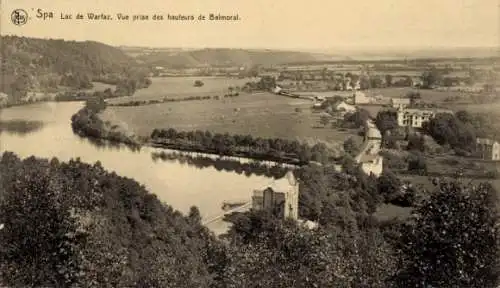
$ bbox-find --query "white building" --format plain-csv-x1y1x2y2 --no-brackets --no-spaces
391,98,411,110
397,108,453,128
272,86,283,94
354,91,371,104
334,101,356,113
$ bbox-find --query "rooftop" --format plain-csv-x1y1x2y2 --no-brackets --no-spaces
366,127,382,139
391,98,411,104
400,108,453,115
255,171,297,193
477,138,498,146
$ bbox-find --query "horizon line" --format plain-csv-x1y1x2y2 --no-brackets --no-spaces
1,33,499,53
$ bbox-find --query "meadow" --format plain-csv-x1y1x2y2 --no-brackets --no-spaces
106,76,256,104
100,92,361,149
369,87,487,104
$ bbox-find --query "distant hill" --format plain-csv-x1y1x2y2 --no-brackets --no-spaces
1,36,135,77
132,48,338,68
0,36,145,99
312,47,500,62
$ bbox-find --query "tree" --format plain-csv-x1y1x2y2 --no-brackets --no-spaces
406,133,425,152
424,113,477,152
0,157,87,286
370,75,384,88
407,152,427,175
257,76,276,91
421,68,442,89
222,210,396,287
375,110,398,136
343,137,361,156
443,77,454,87
343,109,371,129
377,170,401,203
319,114,331,127
406,91,421,106
9,73,31,102
385,74,393,87
393,180,500,287
360,76,371,90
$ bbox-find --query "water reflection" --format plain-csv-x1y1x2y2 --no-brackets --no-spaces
0,102,274,235
0,120,45,135
73,132,143,153
151,150,292,179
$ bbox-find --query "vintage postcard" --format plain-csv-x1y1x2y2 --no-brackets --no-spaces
0,0,499,287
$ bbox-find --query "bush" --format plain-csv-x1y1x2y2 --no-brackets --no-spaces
407,153,427,175
393,180,500,287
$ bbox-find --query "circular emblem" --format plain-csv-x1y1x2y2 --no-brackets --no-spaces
11,9,28,26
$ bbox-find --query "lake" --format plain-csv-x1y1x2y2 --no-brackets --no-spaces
0,102,274,234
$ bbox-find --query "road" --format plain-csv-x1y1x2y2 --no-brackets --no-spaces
354,119,383,177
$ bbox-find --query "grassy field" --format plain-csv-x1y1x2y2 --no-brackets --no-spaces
450,103,500,114
100,92,361,149
107,76,255,104
370,87,486,104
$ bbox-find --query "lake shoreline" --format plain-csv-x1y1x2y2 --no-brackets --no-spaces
70,102,323,166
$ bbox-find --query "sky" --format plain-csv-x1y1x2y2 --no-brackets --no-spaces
1,0,499,50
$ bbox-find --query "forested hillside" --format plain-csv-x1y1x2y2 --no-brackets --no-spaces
1,36,133,76
135,48,333,68
1,152,498,287
0,36,149,102
0,153,216,287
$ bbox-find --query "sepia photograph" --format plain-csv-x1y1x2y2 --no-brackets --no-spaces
0,0,499,286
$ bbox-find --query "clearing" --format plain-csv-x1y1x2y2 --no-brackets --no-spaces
107,76,255,104
100,92,361,149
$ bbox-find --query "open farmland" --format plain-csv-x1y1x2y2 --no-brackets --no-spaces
450,102,500,114
370,87,489,104
107,76,256,104
100,92,360,147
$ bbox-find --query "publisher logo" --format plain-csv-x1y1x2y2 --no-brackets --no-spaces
11,9,28,26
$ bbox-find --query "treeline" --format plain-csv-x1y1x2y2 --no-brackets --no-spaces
55,76,152,102
109,92,240,107
0,152,217,287
0,120,44,135
70,98,139,147
1,35,152,104
242,76,277,92
1,153,499,287
151,151,290,179
150,128,331,165
423,110,496,153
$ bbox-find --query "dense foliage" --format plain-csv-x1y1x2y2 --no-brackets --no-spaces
1,36,150,103
343,109,372,129
151,151,289,179
375,110,398,136
220,210,396,288
423,112,477,152
151,128,331,165
0,152,216,287
70,98,139,146
242,76,277,92
393,179,500,287
296,164,381,227
1,152,499,287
